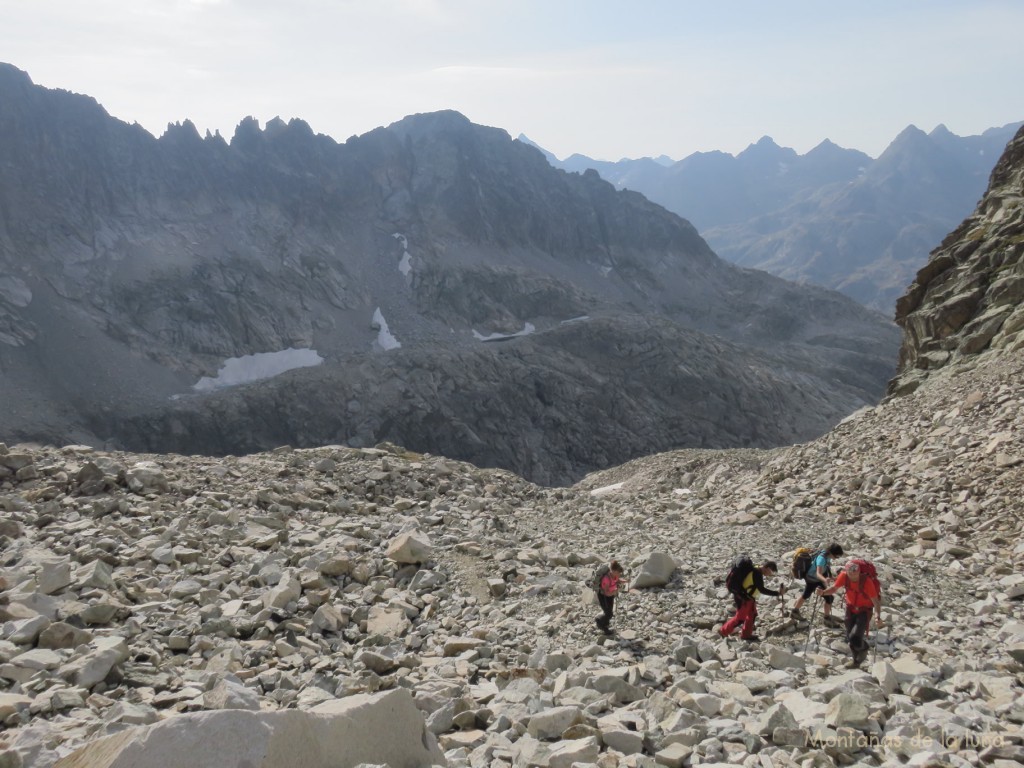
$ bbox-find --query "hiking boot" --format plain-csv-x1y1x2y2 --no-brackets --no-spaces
845,647,868,668
789,608,802,619
740,635,761,643
824,614,842,626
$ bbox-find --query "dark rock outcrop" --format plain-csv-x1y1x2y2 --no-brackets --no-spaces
888,124,1024,396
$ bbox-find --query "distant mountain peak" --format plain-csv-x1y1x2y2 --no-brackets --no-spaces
230,115,264,148
738,135,793,156
253,116,312,140
563,152,592,164
806,138,843,155
747,135,781,151
0,61,33,87
265,115,288,135
160,119,203,143
737,135,798,166
387,109,477,137
892,124,928,142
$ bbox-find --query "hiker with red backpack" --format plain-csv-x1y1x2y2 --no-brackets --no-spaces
818,558,883,667
719,557,786,643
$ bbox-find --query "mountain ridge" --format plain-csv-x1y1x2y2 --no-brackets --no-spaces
538,120,1022,310
0,63,897,485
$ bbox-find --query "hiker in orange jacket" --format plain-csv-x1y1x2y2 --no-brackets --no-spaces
818,559,882,667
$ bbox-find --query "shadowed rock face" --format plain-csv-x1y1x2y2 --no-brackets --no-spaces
889,124,1024,397
0,64,898,484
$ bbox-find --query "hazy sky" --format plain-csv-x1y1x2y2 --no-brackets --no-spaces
3,0,1022,161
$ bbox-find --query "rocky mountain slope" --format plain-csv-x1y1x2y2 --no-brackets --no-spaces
1,128,1023,768
889,124,1024,396
0,63,897,486
541,123,1022,311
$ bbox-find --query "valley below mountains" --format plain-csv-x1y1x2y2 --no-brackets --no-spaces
0,63,898,485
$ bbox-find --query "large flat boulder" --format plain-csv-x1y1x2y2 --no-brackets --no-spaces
53,689,444,768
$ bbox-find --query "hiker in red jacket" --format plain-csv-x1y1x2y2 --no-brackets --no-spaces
818,559,883,667
719,560,786,643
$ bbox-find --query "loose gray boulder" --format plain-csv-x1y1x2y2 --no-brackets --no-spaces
52,689,443,768
630,552,676,588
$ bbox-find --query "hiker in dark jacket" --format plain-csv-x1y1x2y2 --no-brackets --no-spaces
791,543,843,624
719,561,786,642
595,560,627,634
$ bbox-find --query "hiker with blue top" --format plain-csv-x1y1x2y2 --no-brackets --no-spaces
789,543,844,624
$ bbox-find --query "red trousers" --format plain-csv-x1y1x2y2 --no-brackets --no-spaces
720,597,757,638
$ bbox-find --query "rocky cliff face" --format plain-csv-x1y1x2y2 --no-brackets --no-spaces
889,124,1024,396
0,64,898,484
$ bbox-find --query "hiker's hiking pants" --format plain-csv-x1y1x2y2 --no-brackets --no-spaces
721,595,757,638
845,608,871,656
801,576,833,604
597,593,615,628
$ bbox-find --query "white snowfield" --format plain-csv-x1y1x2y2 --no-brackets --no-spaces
192,348,324,391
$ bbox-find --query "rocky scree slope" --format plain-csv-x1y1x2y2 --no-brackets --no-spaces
0,63,897,485
0,344,1023,767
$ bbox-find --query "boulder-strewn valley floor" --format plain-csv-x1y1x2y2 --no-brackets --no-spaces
1,339,1023,767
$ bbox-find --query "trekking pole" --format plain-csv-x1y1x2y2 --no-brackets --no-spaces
803,594,821,654
872,613,885,665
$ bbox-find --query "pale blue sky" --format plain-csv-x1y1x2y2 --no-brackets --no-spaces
3,0,1021,161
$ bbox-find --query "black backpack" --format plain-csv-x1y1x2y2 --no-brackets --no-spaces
725,555,755,595
791,548,815,579
793,548,830,580
591,563,611,592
